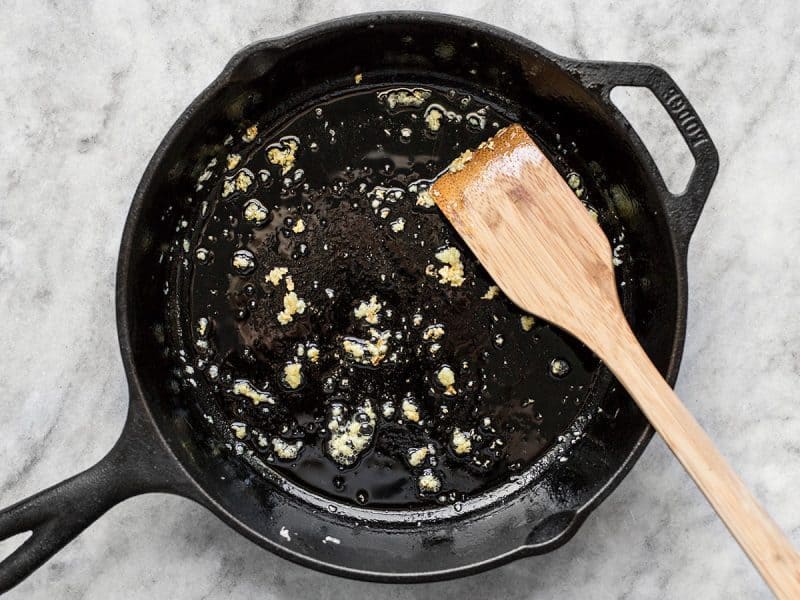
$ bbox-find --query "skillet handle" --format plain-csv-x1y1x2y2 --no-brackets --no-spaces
0,405,194,593
577,60,720,251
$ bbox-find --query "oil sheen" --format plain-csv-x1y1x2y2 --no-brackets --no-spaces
182,85,618,508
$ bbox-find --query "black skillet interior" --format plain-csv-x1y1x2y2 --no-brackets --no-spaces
0,13,717,589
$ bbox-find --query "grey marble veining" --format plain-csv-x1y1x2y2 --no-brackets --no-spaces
1,1,799,598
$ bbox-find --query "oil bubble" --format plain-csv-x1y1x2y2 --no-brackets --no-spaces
195,247,213,265
549,358,571,378
231,249,256,275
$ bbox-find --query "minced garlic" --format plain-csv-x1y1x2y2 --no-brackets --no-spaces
377,88,431,110
283,362,303,389
521,315,535,331
481,285,500,300
550,358,571,378
292,219,306,233
342,338,366,360
266,267,288,286
402,397,421,423
267,138,299,174
450,427,472,455
196,317,209,337
354,295,382,324
408,447,428,467
242,125,258,143
306,345,320,363
235,170,253,192
277,291,307,325
326,401,376,466
423,324,445,341
272,437,303,459
424,103,461,132
243,199,269,225
424,106,443,132
434,246,465,286
418,469,441,493
231,379,273,405
415,189,435,208
448,149,474,173
226,153,241,170
231,249,255,274
221,179,236,198
436,365,456,395
366,331,390,365
342,329,390,366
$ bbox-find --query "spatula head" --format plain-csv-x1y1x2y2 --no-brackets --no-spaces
430,124,623,351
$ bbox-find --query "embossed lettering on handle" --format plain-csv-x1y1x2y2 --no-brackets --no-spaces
659,86,710,149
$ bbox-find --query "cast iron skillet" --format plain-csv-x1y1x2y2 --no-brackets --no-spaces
0,12,718,592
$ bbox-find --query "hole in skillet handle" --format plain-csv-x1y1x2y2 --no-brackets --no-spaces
0,532,32,564
610,86,696,195
577,60,720,251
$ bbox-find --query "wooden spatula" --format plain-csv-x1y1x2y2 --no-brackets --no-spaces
430,124,800,598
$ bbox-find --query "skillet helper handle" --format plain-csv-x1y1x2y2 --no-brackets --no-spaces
600,319,800,599
582,60,720,249
0,410,190,593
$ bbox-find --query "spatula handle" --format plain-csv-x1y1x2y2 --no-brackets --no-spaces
604,324,800,599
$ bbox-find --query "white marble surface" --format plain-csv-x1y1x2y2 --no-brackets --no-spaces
1,1,798,597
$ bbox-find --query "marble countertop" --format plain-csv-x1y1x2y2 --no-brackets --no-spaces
1,1,798,598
